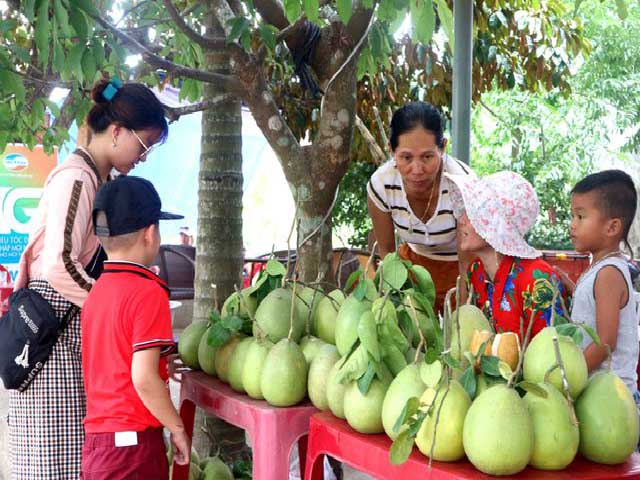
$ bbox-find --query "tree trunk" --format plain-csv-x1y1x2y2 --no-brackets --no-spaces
193,10,244,323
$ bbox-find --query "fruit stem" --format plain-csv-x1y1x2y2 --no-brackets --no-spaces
407,297,425,363
443,287,455,352
552,335,577,422
288,279,298,342
428,376,451,472
285,194,300,286
508,307,536,387
606,344,612,371
466,283,474,306
454,275,462,363
364,240,378,280
551,286,559,327
377,263,385,295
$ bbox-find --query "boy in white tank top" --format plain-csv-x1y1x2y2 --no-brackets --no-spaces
556,170,639,396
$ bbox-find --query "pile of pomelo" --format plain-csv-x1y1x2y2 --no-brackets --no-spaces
178,254,640,476
168,446,235,480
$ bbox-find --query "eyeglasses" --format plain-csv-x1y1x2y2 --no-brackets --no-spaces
129,129,156,159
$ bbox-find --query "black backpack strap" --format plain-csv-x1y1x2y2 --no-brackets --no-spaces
58,304,79,333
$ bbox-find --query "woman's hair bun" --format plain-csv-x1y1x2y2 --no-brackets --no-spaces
91,79,112,104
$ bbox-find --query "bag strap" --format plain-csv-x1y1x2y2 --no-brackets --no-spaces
58,304,79,333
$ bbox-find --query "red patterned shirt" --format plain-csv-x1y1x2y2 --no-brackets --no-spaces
467,256,566,340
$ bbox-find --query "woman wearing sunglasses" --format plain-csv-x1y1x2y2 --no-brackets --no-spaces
9,78,168,479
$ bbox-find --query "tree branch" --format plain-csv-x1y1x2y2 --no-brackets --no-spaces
355,115,386,165
0,66,73,89
164,96,229,123
52,92,78,133
162,0,225,49
91,13,244,94
253,0,289,30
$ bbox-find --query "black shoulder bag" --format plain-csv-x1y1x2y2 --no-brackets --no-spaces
0,288,77,391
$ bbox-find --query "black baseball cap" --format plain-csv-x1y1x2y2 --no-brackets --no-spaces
93,175,183,237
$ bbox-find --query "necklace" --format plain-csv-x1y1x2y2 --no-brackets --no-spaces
575,250,624,288
408,160,442,234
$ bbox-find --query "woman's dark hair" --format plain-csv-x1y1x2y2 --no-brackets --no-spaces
389,102,445,151
572,169,638,256
87,79,168,142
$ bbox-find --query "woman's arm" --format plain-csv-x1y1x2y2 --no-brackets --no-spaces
367,196,396,258
583,266,627,372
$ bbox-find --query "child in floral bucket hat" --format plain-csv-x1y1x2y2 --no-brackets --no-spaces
446,170,566,339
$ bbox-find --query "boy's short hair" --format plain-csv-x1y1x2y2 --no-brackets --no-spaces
94,211,146,252
572,169,637,251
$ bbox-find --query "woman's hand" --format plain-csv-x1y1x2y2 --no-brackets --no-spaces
552,266,576,295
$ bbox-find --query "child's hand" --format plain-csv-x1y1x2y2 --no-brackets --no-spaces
553,266,576,295
170,428,191,466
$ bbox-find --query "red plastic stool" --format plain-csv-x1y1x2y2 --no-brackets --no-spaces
304,412,640,480
171,368,318,480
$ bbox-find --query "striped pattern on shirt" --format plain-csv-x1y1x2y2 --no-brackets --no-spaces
367,154,474,261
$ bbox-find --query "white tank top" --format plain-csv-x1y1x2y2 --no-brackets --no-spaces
572,256,638,393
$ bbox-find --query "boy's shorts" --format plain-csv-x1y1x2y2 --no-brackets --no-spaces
81,427,168,480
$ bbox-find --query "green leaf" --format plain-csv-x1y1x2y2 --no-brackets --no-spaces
440,352,461,370
420,359,442,387
303,0,319,24
357,362,376,395
345,270,362,293
24,0,37,22
53,0,70,37
410,0,435,45
337,0,353,24
0,70,25,102
43,99,61,117
358,311,381,362
81,49,96,85
579,323,601,346
227,16,250,42
480,355,501,377
74,0,99,16
382,343,408,376
258,24,277,50
460,366,477,399
381,257,408,291
69,7,87,40
52,41,65,73
0,19,18,34
390,430,414,465
406,410,427,437
434,0,454,51
615,0,628,20
284,0,302,22
221,315,243,331
362,0,374,7
498,360,513,381
518,381,548,398
209,309,222,325
408,265,435,306
265,259,287,277
35,0,50,70
207,323,232,347
337,344,369,384
393,396,420,433
92,38,105,68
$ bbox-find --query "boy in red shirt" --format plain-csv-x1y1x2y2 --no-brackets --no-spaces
81,175,190,479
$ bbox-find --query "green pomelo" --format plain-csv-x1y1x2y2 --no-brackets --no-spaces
221,289,257,319
576,371,640,464
188,464,201,480
300,335,327,365
197,327,217,376
261,339,308,407
308,344,341,410
255,288,305,343
313,289,345,344
381,363,426,440
335,296,371,356
474,374,503,399
201,456,234,480
524,382,579,470
326,359,347,418
463,384,533,475
242,338,274,399
214,336,243,383
294,286,322,332
449,305,490,363
343,378,390,434
415,380,471,461
178,321,209,369
227,337,253,392
523,327,588,399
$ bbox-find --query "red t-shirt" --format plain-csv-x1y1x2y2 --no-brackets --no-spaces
82,261,175,433
466,256,566,340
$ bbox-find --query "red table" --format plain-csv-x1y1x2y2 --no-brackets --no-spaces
304,412,640,480
171,366,318,480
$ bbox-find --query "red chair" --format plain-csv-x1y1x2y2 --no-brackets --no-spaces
304,412,640,480
170,363,317,480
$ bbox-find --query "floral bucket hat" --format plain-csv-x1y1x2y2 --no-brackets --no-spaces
444,170,541,259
